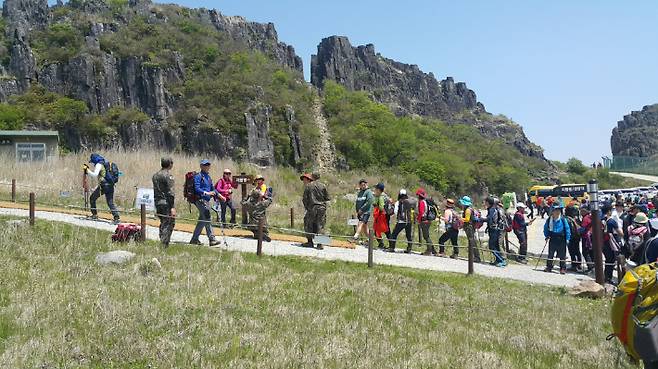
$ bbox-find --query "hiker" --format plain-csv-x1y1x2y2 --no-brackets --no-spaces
389,189,413,253
536,196,544,218
485,197,506,267
603,205,623,283
564,205,582,272
543,204,570,274
627,212,651,265
351,179,374,243
301,173,330,250
214,168,238,225
190,159,220,246
242,189,272,242
254,174,269,198
417,188,437,256
526,198,535,220
438,199,460,258
460,196,481,263
84,153,120,223
373,183,392,250
512,202,534,263
152,157,176,248
578,205,594,273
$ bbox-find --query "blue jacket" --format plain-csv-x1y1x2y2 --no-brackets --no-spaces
194,171,214,201
544,216,571,243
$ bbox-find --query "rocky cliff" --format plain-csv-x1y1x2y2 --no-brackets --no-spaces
611,104,658,157
311,36,545,161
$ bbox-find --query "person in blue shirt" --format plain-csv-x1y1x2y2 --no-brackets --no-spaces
543,203,571,274
190,159,220,246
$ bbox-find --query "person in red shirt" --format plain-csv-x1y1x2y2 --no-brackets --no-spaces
416,188,437,256
578,205,593,273
214,168,238,225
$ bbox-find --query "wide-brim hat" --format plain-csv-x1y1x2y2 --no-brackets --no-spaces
446,199,455,207
634,212,649,224
459,196,472,207
255,174,264,180
516,202,527,209
300,173,313,181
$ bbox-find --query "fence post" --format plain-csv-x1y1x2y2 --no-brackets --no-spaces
290,207,294,229
257,218,264,256
240,172,248,225
468,235,474,275
11,179,16,202
29,192,35,226
140,204,146,242
367,228,374,268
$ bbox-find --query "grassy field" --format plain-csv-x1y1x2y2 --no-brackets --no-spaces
0,216,633,368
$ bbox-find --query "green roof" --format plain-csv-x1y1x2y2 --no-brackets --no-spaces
0,130,59,137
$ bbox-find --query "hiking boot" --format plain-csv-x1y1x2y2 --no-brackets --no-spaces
517,258,528,264
263,236,272,242
404,248,412,254
438,252,447,258
449,254,459,259
112,218,120,225
89,215,98,220
209,239,220,247
543,267,552,273
301,242,314,248
560,268,566,275
386,247,396,253
189,239,202,245
496,261,507,268
316,244,324,250
422,250,433,256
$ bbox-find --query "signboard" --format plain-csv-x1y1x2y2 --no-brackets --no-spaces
135,187,155,211
347,218,359,226
234,175,253,184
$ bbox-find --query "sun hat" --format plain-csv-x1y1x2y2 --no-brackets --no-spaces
223,168,231,174
634,212,649,224
255,174,264,180
516,202,527,209
459,196,472,207
415,188,427,198
446,199,455,207
300,173,313,181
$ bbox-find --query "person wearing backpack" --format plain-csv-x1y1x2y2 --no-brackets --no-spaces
84,153,120,224
152,157,176,248
389,189,413,253
578,205,594,273
512,202,534,264
373,183,392,250
417,188,437,256
351,179,374,244
189,159,220,246
627,212,651,265
242,189,272,242
543,203,571,274
485,197,506,267
603,205,624,283
564,205,582,272
460,196,482,263
438,199,460,258
214,169,238,225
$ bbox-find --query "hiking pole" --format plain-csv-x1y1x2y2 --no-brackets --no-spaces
82,168,89,211
535,239,549,270
211,199,230,249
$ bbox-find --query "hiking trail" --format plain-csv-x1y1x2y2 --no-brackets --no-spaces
312,96,336,172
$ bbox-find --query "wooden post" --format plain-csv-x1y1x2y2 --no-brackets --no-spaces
11,179,16,202
468,234,474,275
140,204,146,242
367,227,374,268
290,207,294,229
257,218,264,256
241,172,248,225
29,192,35,226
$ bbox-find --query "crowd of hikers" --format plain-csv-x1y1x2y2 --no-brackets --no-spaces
84,153,658,282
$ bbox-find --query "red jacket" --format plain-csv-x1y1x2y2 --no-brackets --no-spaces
417,199,428,223
215,177,238,200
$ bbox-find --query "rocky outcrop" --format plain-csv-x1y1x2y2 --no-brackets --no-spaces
311,36,546,161
245,102,274,167
611,104,658,158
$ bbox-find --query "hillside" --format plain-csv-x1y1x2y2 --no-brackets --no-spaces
611,103,658,158
0,0,554,194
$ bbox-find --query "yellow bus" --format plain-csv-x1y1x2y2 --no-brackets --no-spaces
554,183,588,203
528,185,557,204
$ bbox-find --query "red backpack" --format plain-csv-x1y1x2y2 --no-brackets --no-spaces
451,209,464,230
512,211,523,231
183,171,199,203
111,223,142,242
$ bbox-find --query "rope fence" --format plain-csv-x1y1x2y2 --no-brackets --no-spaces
0,179,622,279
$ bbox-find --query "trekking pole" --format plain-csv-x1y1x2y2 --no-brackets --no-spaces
534,239,549,270
82,169,89,211
211,202,230,248
11,179,16,203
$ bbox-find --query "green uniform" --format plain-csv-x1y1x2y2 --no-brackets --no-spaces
152,168,176,246
242,195,272,238
303,181,330,242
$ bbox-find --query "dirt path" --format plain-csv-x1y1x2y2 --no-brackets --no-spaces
0,206,594,288
611,172,658,183
312,96,336,172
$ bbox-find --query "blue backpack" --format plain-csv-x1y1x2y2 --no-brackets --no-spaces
89,153,120,184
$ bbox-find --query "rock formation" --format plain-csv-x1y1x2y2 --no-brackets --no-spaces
611,104,658,158
311,36,545,161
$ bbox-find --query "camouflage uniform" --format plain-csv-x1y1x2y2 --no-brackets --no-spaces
242,190,272,239
152,168,176,246
303,180,330,246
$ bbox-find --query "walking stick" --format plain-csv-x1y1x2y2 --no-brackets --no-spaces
535,239,550,270
82,168,89,211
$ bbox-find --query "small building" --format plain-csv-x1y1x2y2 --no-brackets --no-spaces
0,130,59,162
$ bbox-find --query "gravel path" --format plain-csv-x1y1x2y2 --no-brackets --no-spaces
611,172,658,183
0,208,594,288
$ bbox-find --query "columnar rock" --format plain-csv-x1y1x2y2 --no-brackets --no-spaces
311,36,546,161
611,104,658,158
245,102,275,167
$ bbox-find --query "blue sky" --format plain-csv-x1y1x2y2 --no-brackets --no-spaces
162,1,656,163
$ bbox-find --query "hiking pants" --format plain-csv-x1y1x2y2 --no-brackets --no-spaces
528,206,534,219
546,235,567,270
488,229,505,264
438,228,459,255
514,229,528,260
463,224,481,262
304,205,327,244
192,200,215,242
567,238,582,269
419,222,436,254
603,241,618,283
390,222,412,251
90,184,119,220
582,237,594,271
219,198,236,224
156,204,175,246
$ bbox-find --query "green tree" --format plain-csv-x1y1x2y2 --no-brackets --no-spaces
566,157,588,175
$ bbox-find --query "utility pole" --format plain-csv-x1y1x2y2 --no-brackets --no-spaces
587,179,605,285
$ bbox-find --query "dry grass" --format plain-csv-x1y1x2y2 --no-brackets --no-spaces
0,217,634,369
0,150,430,235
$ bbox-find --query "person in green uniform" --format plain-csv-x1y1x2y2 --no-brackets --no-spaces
152,157,176,248
301,173,330,250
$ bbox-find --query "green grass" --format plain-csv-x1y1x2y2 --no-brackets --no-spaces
0,216,633,368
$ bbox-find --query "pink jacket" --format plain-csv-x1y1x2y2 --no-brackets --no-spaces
215,177,238,200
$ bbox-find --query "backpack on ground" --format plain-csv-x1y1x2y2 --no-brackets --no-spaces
611,262,658,365
111,223,141,242
424,198,438,221
103,161,120,184
450,209,464,230
184,171,199,204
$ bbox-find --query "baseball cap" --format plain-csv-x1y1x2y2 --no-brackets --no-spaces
375,182,385,191
200,159,211,166
223,168,231,174
359,179,368,184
